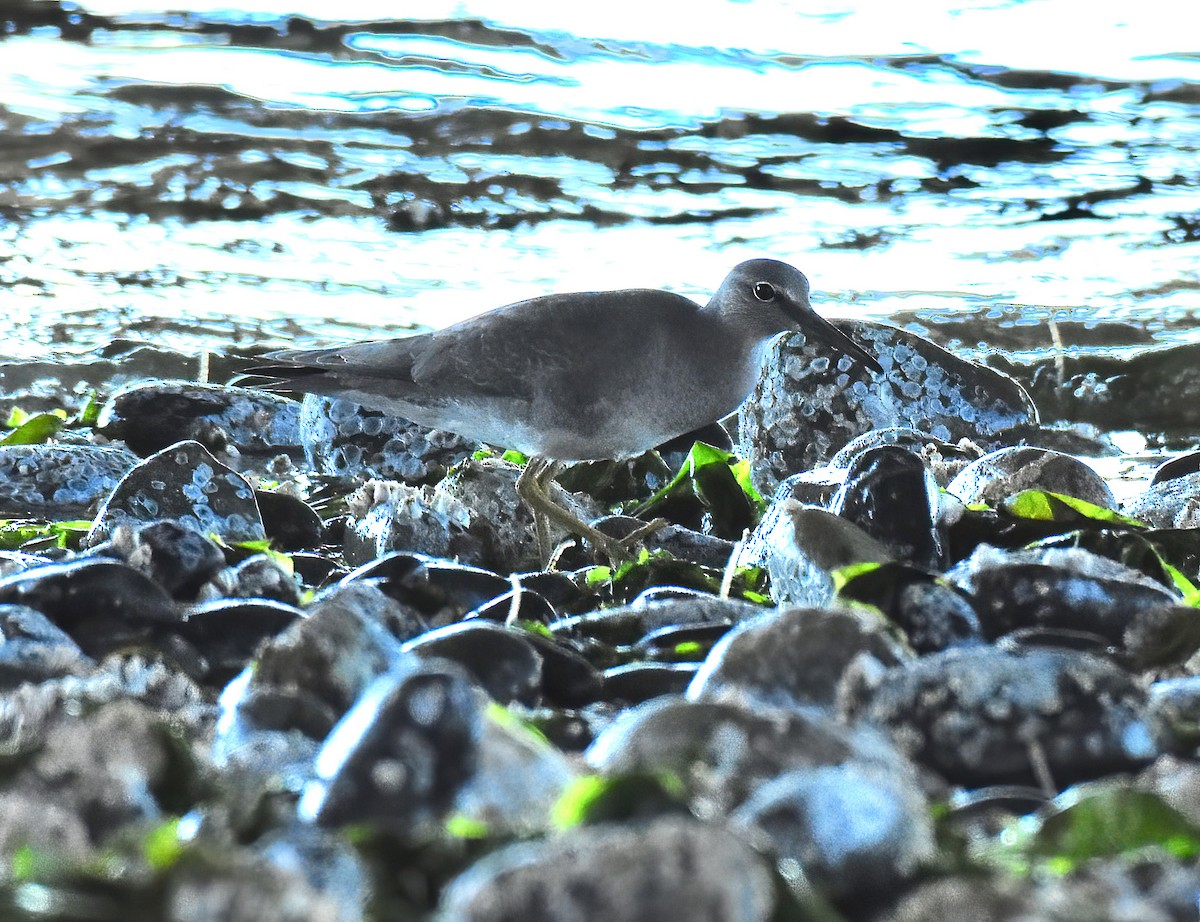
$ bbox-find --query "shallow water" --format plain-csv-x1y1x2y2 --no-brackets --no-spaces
2,0,1199,361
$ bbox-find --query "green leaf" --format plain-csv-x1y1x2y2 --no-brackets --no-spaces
74,391,102,427
1148,545,1200,605
0,519,92,551
1004,490,1146,528
142,818,185,870
673,641,703,658
982,785,1200,875
831,560,885,593
226,537,294,575
1,411,65,446
551,772,686,829
501,449,528,465
485,701,549,746
444,814,490,839
631,441,760,538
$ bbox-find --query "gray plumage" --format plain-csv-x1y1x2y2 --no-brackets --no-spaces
259,258,880,462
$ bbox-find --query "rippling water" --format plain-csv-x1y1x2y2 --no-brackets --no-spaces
2,0,1198,360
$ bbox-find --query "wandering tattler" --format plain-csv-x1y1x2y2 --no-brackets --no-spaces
257,258,881,560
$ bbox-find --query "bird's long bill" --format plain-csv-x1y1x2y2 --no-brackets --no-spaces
797,315,883,374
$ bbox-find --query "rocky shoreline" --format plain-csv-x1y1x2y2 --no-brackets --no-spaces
2,321,1200,920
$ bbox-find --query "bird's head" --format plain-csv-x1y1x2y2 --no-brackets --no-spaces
712,258,882,374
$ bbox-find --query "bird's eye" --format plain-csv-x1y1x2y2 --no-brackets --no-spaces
753,281,776,302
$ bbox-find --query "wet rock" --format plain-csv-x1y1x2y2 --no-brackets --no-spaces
256,489,327,550
298,394,476,484
842,646,1155,787
402,621,543,706
740,321,1036,494
550,595,764,647
892,577,983,653
1146,678,1200,752
602,663,698,703
644,523,736,571
97,380,303,468
829,425,982,486
0,603,92,686
737,499,893,607
177,598,303,685
688,605,909,712
1123,604,1200,669
830,445,942,568
87,440,266,546
946,544,1178,643
0,557,179,657
22,698,201,841
0,653,208,752
0,791,92,875
257,824,372,922
0,443,138,517
947,445,1116,509
298,657,481,832
343,552,509,628
1150,450,1200,486
198,554,302,605
1122,471,1200,528
0,551,51,579
437,816,777,922
111,519,227,600
588,696,914,818
731,762,934,905
212,582,411,772
454,701,579,835
519,631,603,708
342,478,483,569
464,586,556,625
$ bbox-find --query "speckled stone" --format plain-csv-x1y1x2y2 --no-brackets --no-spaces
1122,470,1200,528
731,762,935,905
688,604,910,712
739,321,1037,494
947,445,1116,509
87,440,266,547
437,816,777,922
0,444,138,517
841,646,1156,787
587,696,913,818
946,545,1178,643
97,380,303,470
299,394,476,484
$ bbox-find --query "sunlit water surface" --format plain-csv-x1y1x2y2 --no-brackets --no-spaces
1,0,1198,361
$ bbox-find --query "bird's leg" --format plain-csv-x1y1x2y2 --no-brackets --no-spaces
515,455,647,566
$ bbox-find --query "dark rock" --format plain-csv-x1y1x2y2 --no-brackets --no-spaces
1147,679,1200,752
602,662,698,703
829,425,982,485
830,445,943,568
0,557,179,657
0,603,92,686
343,552,512,627
837,566,982,653
198,554,302,605
177,598,303,685
298,393,476,484
0,551,52,579
465,587,557,625
739,321,1036,494
23,699,202,841
402,621,543,706
0,444,138,517
842,646,1155,787
256,489,327,550
437,816,777,922
731,762,934,905
551,595,764,647
87,440,266,546
688,605,909,712
519,630,603,708
112,519,227,600
947,445,1116,509
1151,451,1200,486
298,658,482,832
737,499,892,607
946,545,1178,643
97,380,303,468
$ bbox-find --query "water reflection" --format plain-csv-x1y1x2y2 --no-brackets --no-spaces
1,0,1198,361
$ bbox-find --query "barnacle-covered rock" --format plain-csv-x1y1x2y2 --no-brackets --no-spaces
0,444,138,517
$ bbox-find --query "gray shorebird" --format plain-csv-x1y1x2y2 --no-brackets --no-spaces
255,258,881,561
